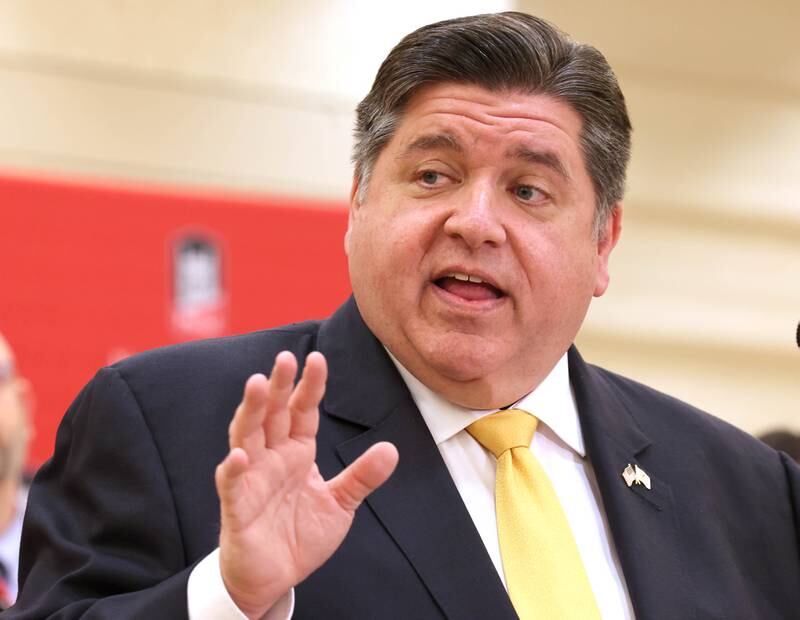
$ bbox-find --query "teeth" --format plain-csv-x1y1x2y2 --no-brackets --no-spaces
448,272,485,284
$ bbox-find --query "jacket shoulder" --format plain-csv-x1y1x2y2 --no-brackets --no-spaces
113,319,323,381
99,319,324,429
590,363,778,464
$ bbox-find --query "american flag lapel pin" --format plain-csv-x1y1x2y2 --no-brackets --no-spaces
622,464,637,487
622,463,651,490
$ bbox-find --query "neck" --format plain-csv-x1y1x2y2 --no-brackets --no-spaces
385,348,556,410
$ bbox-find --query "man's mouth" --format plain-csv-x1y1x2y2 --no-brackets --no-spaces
433,272,505,302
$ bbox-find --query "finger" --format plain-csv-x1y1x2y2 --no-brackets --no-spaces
215,447,249,518
228,374,269,453
328,442,399,513
289,352,327,439
262,351,298,445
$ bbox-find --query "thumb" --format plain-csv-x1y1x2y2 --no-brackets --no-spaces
328,442,398,512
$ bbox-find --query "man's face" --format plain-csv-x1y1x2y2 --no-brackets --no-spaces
346,83,621,408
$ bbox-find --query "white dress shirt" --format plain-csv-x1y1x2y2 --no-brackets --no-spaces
392,353,635,619
188,353,635,619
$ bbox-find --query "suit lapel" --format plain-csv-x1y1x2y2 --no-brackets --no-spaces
316,301,696,618
318,299,517,620
569,348,696,620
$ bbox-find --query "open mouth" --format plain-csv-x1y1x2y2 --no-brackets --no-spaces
433,272,505,302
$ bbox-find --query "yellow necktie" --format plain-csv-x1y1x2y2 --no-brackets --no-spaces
467,409,601,620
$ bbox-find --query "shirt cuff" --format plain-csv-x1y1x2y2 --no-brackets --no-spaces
187,547,295,620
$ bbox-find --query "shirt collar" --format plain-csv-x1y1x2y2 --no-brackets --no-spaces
387,351,585,457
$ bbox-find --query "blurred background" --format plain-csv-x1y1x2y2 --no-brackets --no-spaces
0,0,798,468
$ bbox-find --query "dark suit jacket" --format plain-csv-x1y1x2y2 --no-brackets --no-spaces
9,298,800,619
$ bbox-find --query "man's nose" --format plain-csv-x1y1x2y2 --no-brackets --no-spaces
442,183,507,249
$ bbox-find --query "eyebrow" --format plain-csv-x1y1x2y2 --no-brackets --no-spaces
508,146,571,180
399,133,464,158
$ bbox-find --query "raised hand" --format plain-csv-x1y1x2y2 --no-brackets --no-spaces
215,351,399,619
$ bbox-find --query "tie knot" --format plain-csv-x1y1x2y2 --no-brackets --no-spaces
467,408,538,458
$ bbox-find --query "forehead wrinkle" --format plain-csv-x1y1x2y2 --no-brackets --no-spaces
508,146,571,181
408,88,580,137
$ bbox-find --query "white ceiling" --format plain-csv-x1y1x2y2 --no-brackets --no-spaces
520,1,800,93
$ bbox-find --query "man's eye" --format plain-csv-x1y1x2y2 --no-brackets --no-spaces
419,170,442,186
514,185,545,202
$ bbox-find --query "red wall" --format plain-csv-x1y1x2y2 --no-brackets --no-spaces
0,173,351,466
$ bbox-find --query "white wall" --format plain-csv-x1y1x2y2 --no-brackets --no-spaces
0,0,511,195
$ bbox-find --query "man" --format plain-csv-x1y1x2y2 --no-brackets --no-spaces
9,12,800,620
0,332,33,609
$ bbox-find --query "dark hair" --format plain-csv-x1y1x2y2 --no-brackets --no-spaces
758,430,800,462
353,11,632,235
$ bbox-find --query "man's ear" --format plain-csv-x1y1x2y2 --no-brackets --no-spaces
344,173,362,257
593,202,623,297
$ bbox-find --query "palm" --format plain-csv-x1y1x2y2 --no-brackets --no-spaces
215,351,398,619
227,437,350,578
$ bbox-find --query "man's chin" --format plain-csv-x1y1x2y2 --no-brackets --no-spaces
419,343,506,385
